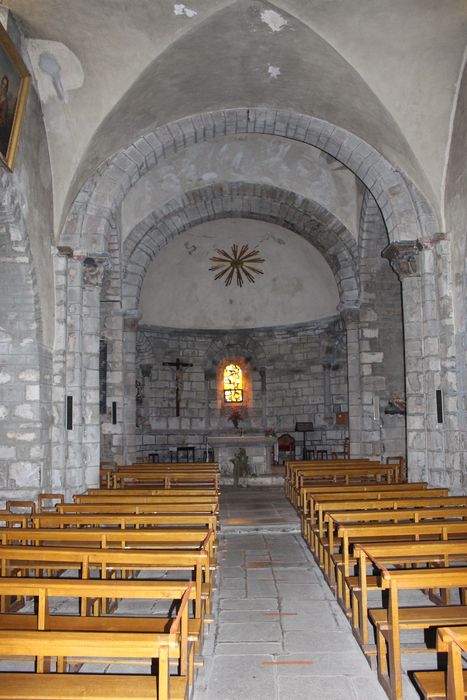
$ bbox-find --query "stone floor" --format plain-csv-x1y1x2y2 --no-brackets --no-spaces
194,486,425,700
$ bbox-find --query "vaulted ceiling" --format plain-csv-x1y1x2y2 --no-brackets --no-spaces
5,0,467,234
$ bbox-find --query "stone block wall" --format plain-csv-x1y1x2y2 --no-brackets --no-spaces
132,318,349,461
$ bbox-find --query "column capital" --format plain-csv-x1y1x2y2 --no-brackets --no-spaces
381,240,421,280
123,308,142,331
337,301,360,324
81,252,112,287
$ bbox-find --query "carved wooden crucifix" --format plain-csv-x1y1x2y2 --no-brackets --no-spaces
162,358,193,416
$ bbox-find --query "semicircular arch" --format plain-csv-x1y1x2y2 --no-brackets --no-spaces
121,182,359,314
61,108,439,254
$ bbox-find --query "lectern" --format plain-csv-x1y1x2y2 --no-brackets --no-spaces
295,422,314,458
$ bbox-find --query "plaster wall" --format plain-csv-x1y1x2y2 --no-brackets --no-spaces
139,219,340,329
121,136,363,241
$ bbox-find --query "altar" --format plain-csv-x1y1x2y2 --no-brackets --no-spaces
209,434,276,476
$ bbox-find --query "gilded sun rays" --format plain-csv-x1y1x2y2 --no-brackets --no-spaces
209,243,265,287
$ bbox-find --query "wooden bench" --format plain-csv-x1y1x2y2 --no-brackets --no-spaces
0,618,189,699
100,462,219,488
0,577,194,682
414,626,467,700
370,567,467,700
305,488,450,549
323,504,467,581
82,487,219,499
289,462,389,506
291,467,400,508
299,481,431,524
284,458,373,500
350,540,467,646
74,493,219,510
331,520,467,610
26,512,218,532
0,544,211,621
57,501,218,515
113,471,220,490
0,527,217,570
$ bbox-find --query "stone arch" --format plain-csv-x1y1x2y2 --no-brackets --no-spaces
60,108,438,254
204,333,267,373
121,182,359,312
136,329,154,367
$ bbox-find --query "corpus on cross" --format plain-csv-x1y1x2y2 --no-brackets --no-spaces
163,358,193,416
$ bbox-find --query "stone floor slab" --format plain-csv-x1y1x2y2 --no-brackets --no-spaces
202,655,276,700
217,621,282,643
194,486,426,700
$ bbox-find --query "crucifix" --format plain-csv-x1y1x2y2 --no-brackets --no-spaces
163,358,193,417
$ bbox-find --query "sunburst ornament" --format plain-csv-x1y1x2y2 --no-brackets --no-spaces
209,243,265,287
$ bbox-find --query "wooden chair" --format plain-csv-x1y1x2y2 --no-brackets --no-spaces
331,436,350,459
277,434,295,463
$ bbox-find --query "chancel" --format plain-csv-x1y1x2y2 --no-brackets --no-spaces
0,2,466,699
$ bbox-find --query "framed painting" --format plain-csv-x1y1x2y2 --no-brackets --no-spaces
0,21,30,171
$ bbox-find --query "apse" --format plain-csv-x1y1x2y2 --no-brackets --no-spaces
139,218,340,329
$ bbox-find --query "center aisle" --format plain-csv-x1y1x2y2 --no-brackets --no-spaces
194,486,395,700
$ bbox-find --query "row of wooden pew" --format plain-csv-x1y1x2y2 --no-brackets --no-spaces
285,457,467,700
0,461,220,699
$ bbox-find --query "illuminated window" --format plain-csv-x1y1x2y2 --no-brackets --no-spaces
223,364,243,403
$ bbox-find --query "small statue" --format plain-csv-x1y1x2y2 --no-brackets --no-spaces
230,447,249,487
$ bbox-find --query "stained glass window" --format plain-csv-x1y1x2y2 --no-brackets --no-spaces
224,364,243,403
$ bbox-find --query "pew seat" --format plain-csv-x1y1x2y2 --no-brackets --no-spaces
414,671,467,700
0,630,187,700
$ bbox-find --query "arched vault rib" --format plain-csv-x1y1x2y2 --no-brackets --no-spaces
61,109,439,256
121,182,359,312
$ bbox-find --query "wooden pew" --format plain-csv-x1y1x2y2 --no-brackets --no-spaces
0,528,217,570
113,470,219,490
116,462,219,471
82,487,219,499
305,488,450,548
74,493,219,510
350,540,467,647
0,580,194,700
0,630,187,699
100,461,219,488
299,481,431,524
370,567,467,700
323,504,467,583
415,626,467,700
0,544,210,621
57,501,218,516
291,465,399,507
284,458,373,500
25,512,218,532
331,520,467,610
0,578,194,670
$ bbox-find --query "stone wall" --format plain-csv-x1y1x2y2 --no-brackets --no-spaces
132,319,349,462
0,14,54,504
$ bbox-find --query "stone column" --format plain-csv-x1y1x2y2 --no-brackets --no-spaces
339,304,363,457
383,241,426,481
322,363,332,419
50,247,70,492
122,309,142,464
53,249,110,497
81,254,110,488
140,363,153,429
